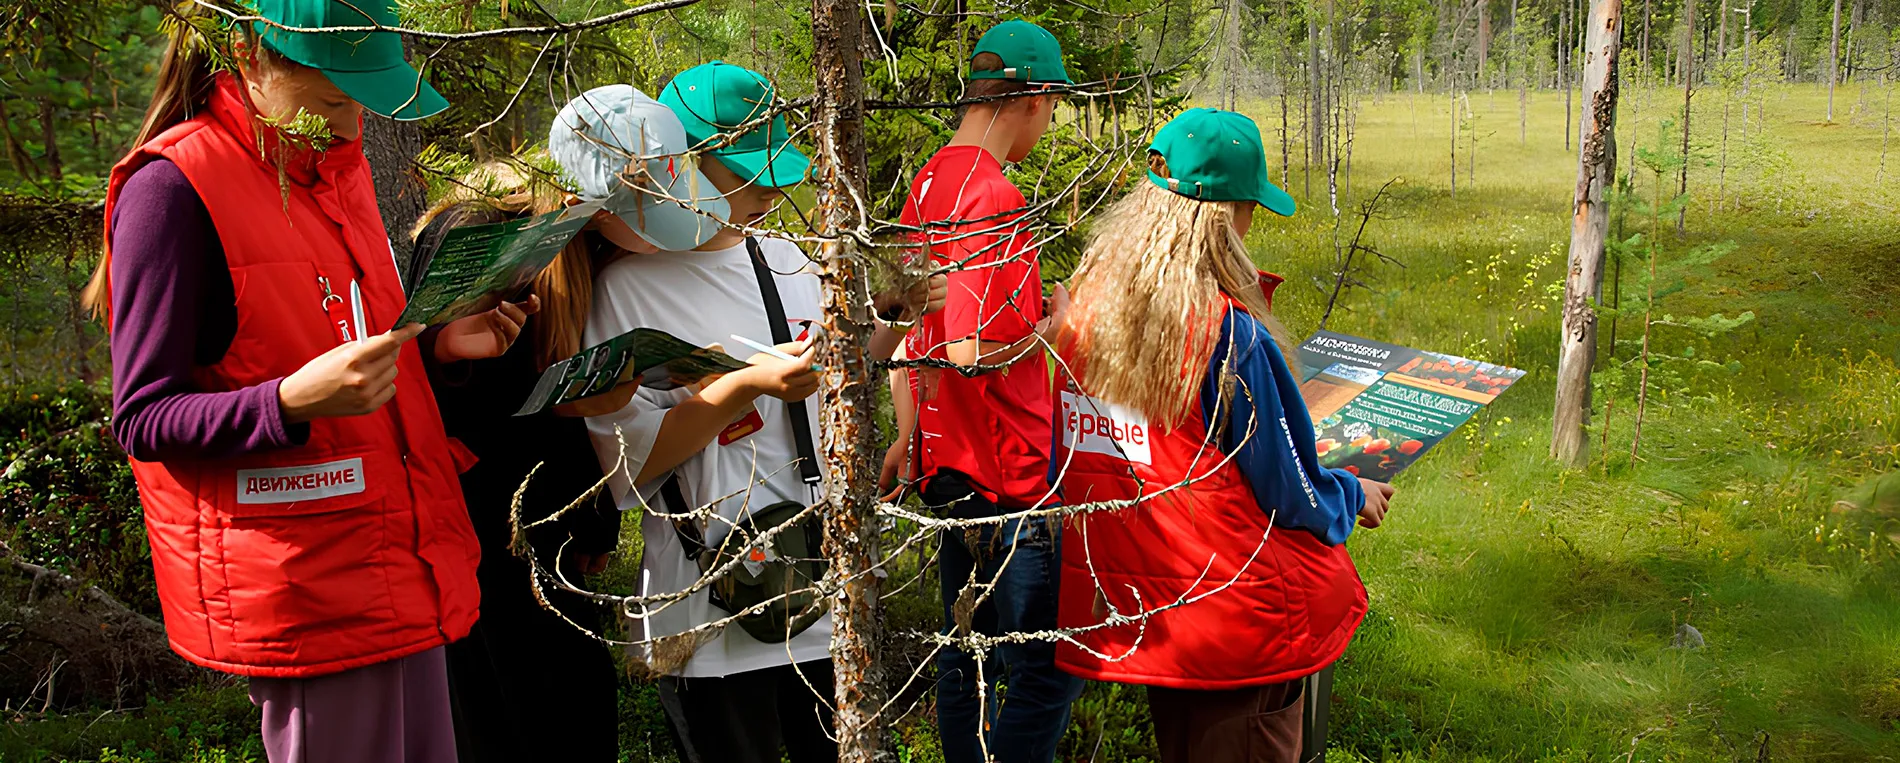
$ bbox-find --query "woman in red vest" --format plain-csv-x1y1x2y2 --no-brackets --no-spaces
85,3,532,761
1051,109,1396,763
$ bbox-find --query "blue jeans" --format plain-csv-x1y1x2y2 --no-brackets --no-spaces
934,515,1085,763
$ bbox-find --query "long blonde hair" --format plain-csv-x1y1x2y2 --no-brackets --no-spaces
1063,162,1295,428
412,160,595,370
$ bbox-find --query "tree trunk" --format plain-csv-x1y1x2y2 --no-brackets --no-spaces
1740,11,1752,138
1552,0,1624,467
1308,9,1327,193
0,97,38,182
38,97,63,182
1563,0,1574,150
1718,80,1731,210
1345,84,1356,198
1786,24,1797,83
1450,84,1459,196
361,114,429,275
1479,0,1492,80
1466,92,1477,181
61,246,95,383
1677,0,1694,233
1718,0,1728,63
1880,73,1893,184
1224,0,1246,109
1847,0,1865,83
1640,0,1652,71
86,56,101,152
1330,0,1347,207
1282,74,1294,186
1514,0,1527,143
1829,0,1843,120
808,0,885,759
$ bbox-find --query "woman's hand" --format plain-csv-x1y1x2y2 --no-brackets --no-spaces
434,295,541,363
735,341,820,402
1357,477,1395,529
279,324,426,422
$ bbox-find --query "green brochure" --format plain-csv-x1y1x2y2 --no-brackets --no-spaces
395,200,603,327
1295,331,1526,482
515,328,751,416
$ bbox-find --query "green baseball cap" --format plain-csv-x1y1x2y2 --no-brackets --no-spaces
1148,108,1296,216
251,0,448,121
969,20,1073,85
658,62,809,188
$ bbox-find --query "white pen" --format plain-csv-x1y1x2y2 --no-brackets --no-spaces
730,334,821,371
350,280,367,344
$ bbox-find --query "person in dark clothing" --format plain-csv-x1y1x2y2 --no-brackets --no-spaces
414,164,636,763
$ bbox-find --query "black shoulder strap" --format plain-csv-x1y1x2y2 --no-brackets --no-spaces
660,475,707,558
745,237,823,486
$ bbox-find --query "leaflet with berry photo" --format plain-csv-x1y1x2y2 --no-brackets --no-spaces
1296,330,1525,482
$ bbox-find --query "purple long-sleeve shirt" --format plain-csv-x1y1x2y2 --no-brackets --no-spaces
109,159,309,461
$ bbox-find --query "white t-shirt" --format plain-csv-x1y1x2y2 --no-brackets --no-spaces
583,237,832,678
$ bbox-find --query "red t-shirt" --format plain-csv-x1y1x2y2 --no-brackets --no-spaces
900,145,1054,508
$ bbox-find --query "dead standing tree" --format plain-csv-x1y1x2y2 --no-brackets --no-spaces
1319,176,1403,330
1550,0,1623,467
807,0,889,757
1830,0,1843,120
1675,0,1693,233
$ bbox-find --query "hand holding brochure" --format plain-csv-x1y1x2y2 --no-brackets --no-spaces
515,328,750,416
1296,330,1525,482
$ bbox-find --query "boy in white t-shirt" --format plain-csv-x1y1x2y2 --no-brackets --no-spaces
552,65,934,763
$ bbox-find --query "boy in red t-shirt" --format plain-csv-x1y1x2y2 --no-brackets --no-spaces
883,19,1083,763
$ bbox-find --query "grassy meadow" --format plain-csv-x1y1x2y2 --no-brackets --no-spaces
4,83,1897,762
1221,82,1900,762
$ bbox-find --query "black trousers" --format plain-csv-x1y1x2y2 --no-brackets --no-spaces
659,661,838,763
445,585,619,762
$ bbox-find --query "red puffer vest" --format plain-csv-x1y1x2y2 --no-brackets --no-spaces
100,74,481,678
1052,291,1366,690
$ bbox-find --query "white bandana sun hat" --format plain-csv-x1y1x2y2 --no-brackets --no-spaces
549,84,731,250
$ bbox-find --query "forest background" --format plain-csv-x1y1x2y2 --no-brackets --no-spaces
1,0,1897,761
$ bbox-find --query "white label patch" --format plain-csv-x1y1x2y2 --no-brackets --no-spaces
1060,391,1152,465
237,458,366,504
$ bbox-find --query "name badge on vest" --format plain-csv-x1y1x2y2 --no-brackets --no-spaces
1060,391,1152,465
237,458,366,504
719,408,766,446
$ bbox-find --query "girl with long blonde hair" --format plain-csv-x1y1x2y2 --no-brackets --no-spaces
1051,109,1395,763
